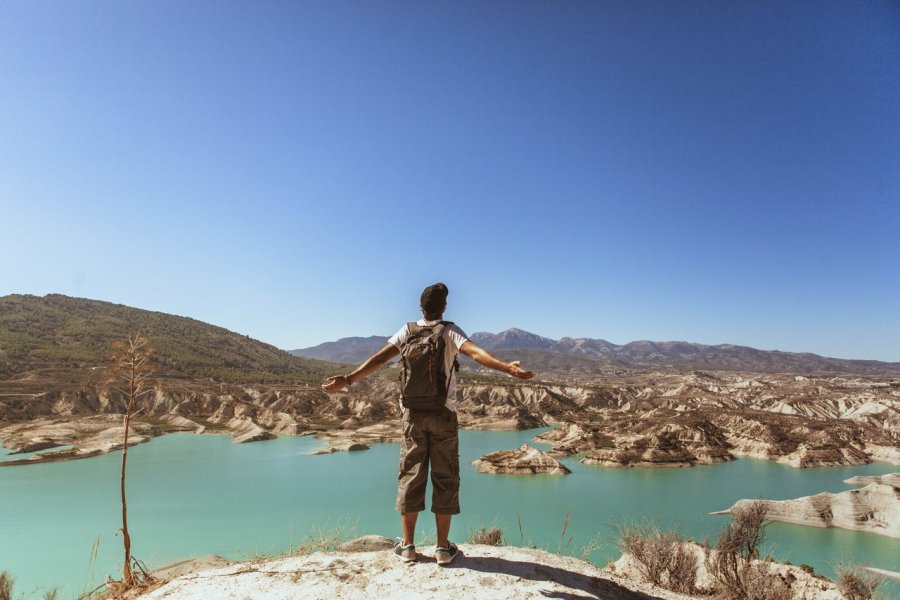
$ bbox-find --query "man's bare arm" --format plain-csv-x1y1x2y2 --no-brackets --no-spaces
459,340,534,380
321,343,400,393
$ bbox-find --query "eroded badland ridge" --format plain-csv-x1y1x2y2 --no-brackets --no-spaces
1,294,898,474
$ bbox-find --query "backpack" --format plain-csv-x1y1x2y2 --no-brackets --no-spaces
399,321,459,411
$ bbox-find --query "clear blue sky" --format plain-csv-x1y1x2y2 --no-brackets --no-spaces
1,1,898,361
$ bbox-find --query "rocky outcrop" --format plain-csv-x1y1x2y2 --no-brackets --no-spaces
538,419,734,468
714,482,900,539
713,412,883,467
310,438,370,455
138,538,860,600
0,415,157,466
471,443,571,475
457,410,545,431
457,384,551,430
159,414,205,433
580,420,733,468
844,472,900,487
535,422,615,456
534,391,898,468
337,535,395,552
866,445,900,465
139,544,696,600
308,422,402,455
223,416,276,444
866,567,900,582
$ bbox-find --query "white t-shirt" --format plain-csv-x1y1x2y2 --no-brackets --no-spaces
388,319,469,412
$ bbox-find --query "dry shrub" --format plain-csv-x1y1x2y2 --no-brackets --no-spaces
722,500,769,561
741,563,793,600
709,525,746,596
667,542,699,594
836,563,884,600
0,571,14,600
707,500,791,600
617,523,697,594
619,523,671,586
469,526,504,546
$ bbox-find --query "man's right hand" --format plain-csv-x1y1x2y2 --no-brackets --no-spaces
321,375,350,393
506,360,534,380
460,341,535,380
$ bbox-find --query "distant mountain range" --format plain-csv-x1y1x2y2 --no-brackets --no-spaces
291,327,900,376
290,335,390,365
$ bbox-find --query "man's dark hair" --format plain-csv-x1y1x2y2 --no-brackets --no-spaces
420,282,449,317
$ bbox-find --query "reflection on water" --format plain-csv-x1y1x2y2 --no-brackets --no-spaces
0,429,897,597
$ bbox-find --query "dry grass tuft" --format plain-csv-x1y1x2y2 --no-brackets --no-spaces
0,572,67,600
578,533,605,561
469,526,504,546
295,522,356,554
0,571,14,600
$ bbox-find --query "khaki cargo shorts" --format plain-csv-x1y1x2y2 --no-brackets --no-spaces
396,408,460,515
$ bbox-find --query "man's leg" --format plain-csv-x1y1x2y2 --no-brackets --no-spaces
435,513,452,548
429,410,460,546
402,511,419,546
396,410,428,544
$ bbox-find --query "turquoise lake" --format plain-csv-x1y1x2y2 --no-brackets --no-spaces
1,429,898,598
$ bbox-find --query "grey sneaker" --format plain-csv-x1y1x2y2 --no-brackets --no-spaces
393,539,417,563
435,542,458,566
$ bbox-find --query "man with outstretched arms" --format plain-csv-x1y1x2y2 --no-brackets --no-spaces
322,282,534,565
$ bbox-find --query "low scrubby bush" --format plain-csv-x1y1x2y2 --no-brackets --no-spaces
617,522,697,594
707,500,793,600
740,563,793,600
836,563,884,600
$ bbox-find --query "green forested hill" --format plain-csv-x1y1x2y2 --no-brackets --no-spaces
0,294,339,383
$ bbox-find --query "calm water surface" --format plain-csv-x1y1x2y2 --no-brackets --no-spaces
1,429,897,597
